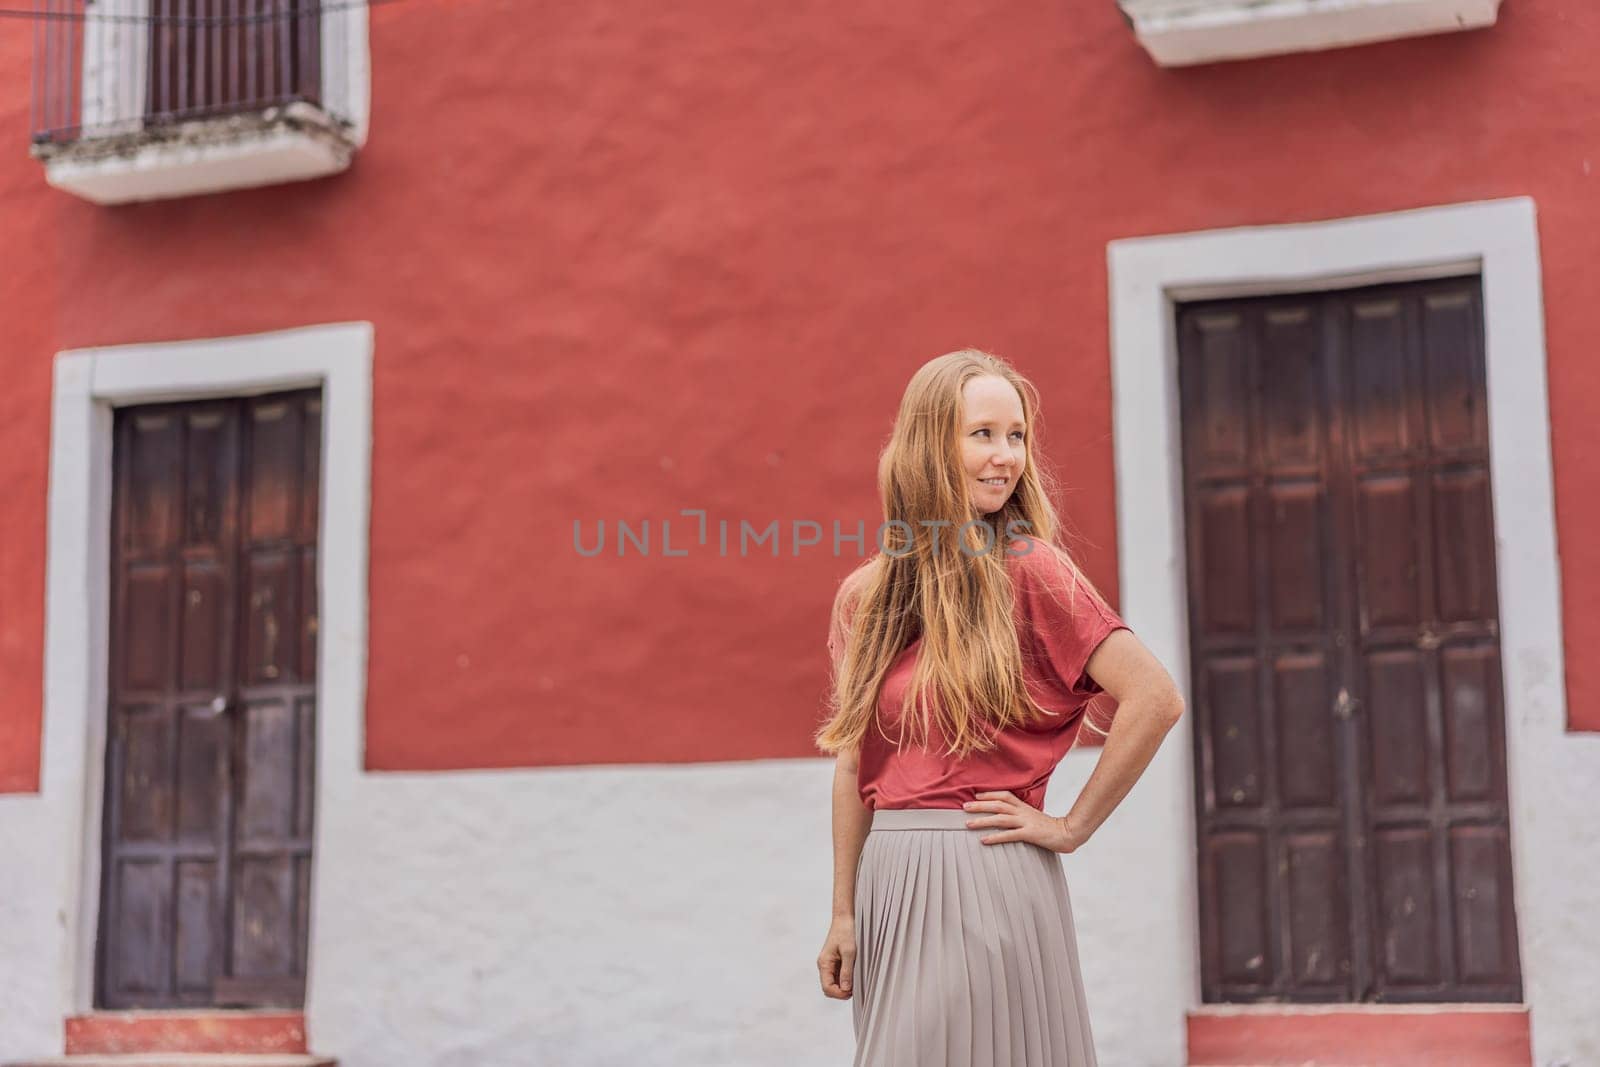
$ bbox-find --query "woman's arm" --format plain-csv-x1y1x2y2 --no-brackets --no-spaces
962,628,1183,851
818,746,870,999
1061,628,1184,843
829,746,871,917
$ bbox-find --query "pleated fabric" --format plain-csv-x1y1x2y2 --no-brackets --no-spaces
851,808,1098,1067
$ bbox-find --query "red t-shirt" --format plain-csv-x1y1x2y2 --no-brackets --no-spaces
828,536,1130,812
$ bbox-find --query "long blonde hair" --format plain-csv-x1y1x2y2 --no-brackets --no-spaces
813,348,1102,759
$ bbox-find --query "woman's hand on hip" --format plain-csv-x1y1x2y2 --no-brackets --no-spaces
817,914,857,1000
963,790,1091,854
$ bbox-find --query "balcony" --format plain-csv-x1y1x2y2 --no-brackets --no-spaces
1116,0,1503,67
30,0,369,204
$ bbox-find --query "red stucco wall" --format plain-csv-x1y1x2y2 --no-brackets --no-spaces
0,23,55,793
1,1,1596,787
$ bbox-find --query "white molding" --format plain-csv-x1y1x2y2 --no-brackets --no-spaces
44,322,373,1014
79,0,150,134
326,0,372,149
1118,0,1502,67
1106,197,1597,1067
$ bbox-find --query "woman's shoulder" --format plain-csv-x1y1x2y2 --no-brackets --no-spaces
1004,535,1114,615
830,555,882,630
1002,534,1072,583
836,554,882,596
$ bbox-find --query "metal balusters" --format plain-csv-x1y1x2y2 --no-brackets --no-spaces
31,0,354,146
64,0,77,137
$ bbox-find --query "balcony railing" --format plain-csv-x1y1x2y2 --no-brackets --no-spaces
33,0,357,146
30,1,365,202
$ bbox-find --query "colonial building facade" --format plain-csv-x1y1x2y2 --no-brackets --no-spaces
0,2,1594,1065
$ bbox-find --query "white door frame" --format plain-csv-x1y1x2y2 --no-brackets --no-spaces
43,321,373,1013
1106,197,1590,1065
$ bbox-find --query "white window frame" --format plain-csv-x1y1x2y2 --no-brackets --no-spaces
42,322,373,1013
1104,197,1595,1067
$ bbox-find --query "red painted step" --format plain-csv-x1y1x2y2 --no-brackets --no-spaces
5,1058,334,1067
1187,1004,1533,1067
64,1015,307,1057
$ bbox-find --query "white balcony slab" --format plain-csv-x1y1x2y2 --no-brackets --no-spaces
34,103,356,206
1117,0,1502,67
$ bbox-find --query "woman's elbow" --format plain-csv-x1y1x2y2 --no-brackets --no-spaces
1131,682,1183,728
1157,688,1185,727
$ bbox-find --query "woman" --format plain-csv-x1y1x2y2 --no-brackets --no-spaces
814,349,1184,1067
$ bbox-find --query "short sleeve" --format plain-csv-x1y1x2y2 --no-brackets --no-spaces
826,577,861,676
826,613,847,675
1010,539,1130,702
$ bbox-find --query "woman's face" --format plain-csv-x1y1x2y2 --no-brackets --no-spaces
959,375,1028,516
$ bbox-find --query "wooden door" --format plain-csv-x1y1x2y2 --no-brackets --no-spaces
97,389,322,1009
1179,276,1522,1003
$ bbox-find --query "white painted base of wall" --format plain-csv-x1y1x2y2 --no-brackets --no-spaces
0,756,1160,1066
1118,0,1502,67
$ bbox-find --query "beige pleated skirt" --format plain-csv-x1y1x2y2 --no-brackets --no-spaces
851,808,1098,1067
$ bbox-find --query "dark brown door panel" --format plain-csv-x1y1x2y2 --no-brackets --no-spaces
98,389,321,1010
1179,279,1521,1004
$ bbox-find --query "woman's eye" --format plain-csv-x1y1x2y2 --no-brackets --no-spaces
973,429,990,438
1010,432,1026,442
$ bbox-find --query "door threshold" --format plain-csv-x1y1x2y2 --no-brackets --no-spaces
1186,1003,1532,1067
9,1056,334,1067
64,1013,307,1056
